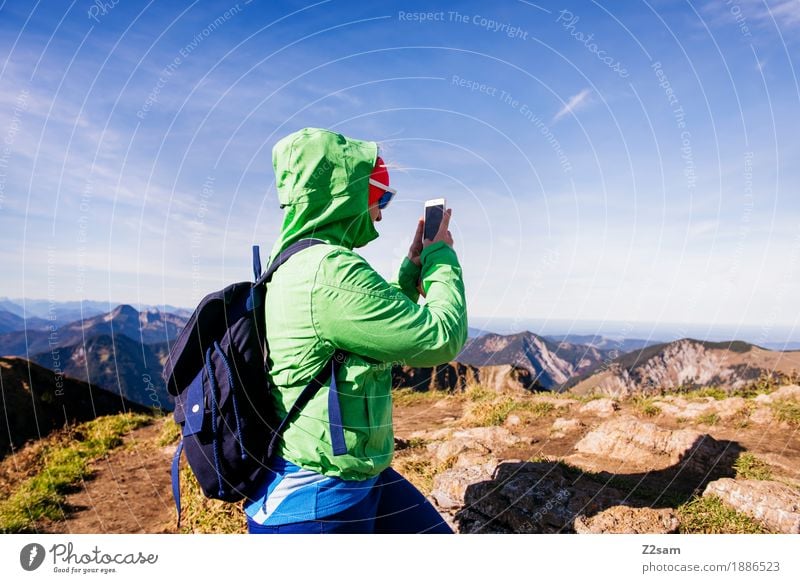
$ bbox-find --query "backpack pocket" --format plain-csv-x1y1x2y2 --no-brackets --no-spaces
173,368,207,437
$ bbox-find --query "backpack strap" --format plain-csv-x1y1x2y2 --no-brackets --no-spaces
171,440,185,529
327,351,348,456
256,238,328,287
267,348,348,461
252,245,262,282
260,237,349,456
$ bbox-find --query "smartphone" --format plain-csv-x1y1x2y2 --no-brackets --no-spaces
424,198,446,241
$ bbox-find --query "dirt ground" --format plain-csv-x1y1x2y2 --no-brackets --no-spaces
38,422,177,534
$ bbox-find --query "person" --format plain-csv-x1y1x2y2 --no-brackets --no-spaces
244,127,468,534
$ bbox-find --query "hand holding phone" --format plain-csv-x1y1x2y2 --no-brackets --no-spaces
423,198,453,248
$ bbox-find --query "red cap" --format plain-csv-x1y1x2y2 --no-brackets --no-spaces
368,156,390,206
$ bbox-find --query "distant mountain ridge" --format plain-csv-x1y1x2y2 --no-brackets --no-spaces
29,334,172,411
0,305,183,410
0,304,188,357
455,331,610,390
544,334,658,354
565,338,800,396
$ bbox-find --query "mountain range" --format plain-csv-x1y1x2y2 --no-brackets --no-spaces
3,300,799,410
544,334,657,354
564,338,800,396
0,304,184,410
455,331,610,389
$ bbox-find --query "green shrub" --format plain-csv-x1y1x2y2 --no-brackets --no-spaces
677,495,769,533
631,395,661,417
771,398,800,426
734,453,773,481
697,412,720,426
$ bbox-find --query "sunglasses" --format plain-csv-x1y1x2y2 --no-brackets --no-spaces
369,178,396,210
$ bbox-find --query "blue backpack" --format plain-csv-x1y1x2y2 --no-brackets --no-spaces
162,238,349,528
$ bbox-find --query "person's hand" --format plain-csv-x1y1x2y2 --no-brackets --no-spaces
423,208,453,249
407,218,424,267
415,208,454,298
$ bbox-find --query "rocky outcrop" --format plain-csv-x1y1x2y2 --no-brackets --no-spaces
568,415,739,476
652,395,749,420
449,461,629,533
550,417,584,438
703,478,800,533
427,426,521,466
753,384,800,404
578,398,619,417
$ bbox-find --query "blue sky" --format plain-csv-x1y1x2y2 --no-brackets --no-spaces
0,0,798,341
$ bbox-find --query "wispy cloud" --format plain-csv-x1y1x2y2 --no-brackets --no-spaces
703,0,800,33
761,0,800,28
552,88,591,123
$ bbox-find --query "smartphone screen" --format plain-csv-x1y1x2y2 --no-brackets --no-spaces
424,199,445,241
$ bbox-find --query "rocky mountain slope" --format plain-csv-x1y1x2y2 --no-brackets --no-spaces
0,356,150,458
456,331,609,389
29,334,172,411
564,338,800,396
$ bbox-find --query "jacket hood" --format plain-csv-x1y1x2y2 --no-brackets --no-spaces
268,127,379,264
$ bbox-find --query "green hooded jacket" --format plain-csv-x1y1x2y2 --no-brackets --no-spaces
265,127,468,480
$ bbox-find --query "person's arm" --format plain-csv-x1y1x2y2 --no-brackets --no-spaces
311,241,467,367
386,256,422,303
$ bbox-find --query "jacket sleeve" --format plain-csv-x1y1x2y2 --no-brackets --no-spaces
386,256,422,303
311,241,468,367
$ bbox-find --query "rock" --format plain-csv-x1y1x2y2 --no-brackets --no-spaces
550,417,584,438
409,427,454,441
552,417,583,432
574,506,680,534
752,385,800,404
426,426,520,464
578,398,619,417
703,478,800,533
653,396,750,421
451,460,627,533
749,407,774,424
431,462,496,510
453,453,499,469
428,439,489,464
570,415,736,474
504,414,521,427
713,397,749,419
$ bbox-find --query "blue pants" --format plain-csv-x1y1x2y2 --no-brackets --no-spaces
246,467,453,534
